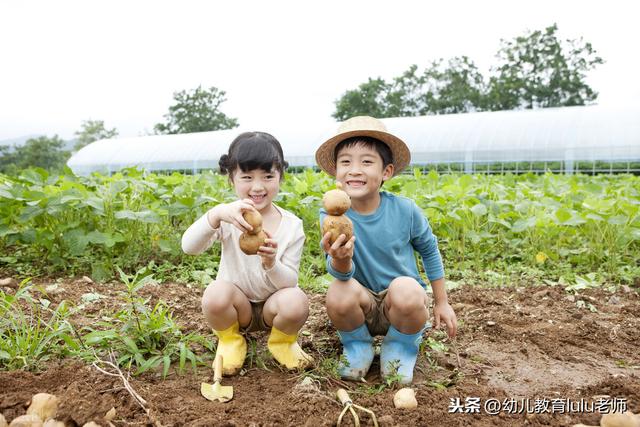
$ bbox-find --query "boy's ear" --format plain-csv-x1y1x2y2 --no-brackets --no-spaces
382,163,394,182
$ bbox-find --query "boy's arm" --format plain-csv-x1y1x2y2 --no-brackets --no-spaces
409,202,457,337
410,207,445,283
431,277,457,337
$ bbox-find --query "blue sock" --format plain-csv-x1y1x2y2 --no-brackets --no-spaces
380,325,424,384
337,323,374,380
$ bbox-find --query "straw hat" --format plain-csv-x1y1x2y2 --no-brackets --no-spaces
315,116,410,177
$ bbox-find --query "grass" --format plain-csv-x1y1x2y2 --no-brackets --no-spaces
0,279,81,370
81,266,213,377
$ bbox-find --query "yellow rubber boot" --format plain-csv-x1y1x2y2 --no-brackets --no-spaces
267,327,314,370
213,322,247,375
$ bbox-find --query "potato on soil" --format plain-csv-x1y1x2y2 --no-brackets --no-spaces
322,215,353,245
26,393,58,422
8,415,43,427
600,411,640,427
323,188,351,216
393,388,417,409
239,229,267,255
0,413,7,427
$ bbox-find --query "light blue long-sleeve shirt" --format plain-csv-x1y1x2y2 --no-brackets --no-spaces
320,192,444,293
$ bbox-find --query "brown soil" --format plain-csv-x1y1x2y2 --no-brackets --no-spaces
1,278,639,426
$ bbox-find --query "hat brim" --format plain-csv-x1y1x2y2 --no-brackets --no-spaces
315,129,411,177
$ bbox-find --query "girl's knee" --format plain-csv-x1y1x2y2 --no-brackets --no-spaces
272,287,309,322
202,281,235,314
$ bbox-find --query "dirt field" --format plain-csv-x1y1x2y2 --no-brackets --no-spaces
1,279,639,426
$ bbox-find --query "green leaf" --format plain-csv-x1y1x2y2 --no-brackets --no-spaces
163,355,171,378
555,209,572,223
122,336,140,354
470,203,487,216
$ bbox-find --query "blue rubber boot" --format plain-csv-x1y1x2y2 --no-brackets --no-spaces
380,325,425,384
337,323,375,380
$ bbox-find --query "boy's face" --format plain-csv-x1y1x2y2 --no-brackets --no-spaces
231,167,281,212
335,143,394,201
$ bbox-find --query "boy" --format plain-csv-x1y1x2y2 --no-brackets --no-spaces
316,116,457,384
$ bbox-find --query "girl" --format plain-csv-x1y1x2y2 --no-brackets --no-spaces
182,131,312,375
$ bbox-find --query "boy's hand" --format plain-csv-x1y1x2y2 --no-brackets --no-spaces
258,230,277,270
321,232,355,261
433,301,457,338
209,199,257,233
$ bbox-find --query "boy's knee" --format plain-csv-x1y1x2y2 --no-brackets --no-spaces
387,277,427,314
326,280,361,314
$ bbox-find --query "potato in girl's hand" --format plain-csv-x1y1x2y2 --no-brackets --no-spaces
239,210,267,255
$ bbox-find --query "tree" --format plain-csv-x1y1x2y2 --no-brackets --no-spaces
0,136,70,173
0,145,17,174
333,57,486,120
333,78,391,121
74,120,118,150
154,85,239,134
332,24,603,119
486,23,604,110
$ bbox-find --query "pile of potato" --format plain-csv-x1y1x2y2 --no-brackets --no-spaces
0,393,115,427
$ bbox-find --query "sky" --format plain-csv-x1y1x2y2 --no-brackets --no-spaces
1,0,638,141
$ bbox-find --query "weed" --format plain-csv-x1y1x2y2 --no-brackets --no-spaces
82,266,211,377
0,279,81,370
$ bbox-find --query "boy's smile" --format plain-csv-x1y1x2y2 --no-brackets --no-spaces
335,143,393,210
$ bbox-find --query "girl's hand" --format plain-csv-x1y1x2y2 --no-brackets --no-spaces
208,199,257,233
433,301,457,338
258,230,278,270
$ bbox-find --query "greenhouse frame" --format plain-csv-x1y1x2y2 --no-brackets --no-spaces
67,104,640,176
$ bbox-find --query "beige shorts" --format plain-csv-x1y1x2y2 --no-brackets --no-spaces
364,287,431,336
241,300,270,333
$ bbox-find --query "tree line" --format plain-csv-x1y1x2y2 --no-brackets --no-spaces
0,24,602,174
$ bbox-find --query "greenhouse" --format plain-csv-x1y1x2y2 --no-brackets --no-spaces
67,104,640,176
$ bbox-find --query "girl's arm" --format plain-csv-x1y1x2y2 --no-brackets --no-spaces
181,210,222,255
264,222,305,289
182,200,257,255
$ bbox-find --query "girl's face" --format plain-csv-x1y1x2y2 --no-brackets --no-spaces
230,167,281,211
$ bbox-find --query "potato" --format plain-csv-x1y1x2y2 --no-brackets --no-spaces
0,413,7,427
43,421,65,427
323,187,351,216
104,408,116,422
322,215,353,246
82,423,102,427
393,387,417,409
242,210,263,234
26,393,58,421
600,412,640,427
239,230,267,255
8,415,43,427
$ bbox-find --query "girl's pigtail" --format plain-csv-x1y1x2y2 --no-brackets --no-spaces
218,154,230,175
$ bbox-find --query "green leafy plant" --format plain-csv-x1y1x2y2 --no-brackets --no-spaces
82,267,212,377
0,279,80,370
